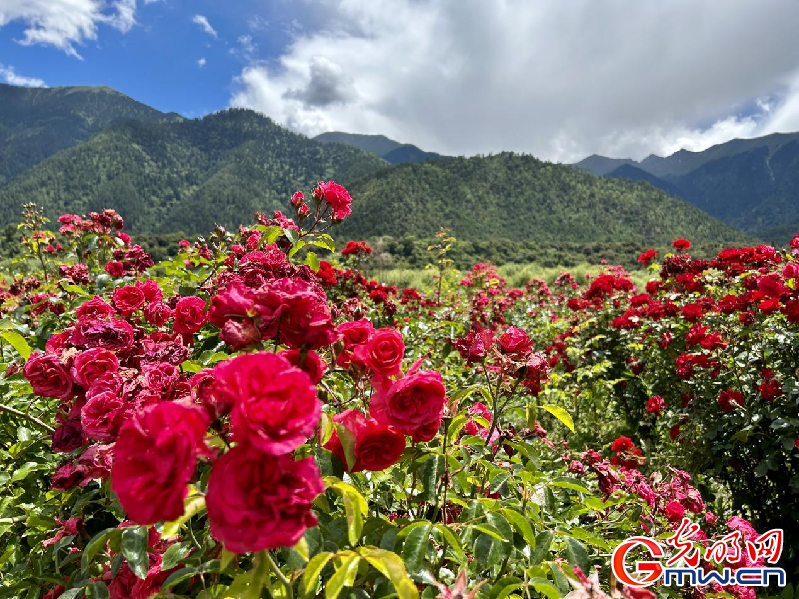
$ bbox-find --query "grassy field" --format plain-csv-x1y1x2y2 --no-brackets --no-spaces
367,261,653,292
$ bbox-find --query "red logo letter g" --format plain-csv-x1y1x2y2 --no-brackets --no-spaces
611,537,665,587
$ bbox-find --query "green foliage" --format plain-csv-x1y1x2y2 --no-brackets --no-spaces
338,153,749,245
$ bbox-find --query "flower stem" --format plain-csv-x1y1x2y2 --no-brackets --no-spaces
0,403,55,433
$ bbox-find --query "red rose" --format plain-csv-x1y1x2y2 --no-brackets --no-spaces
214,352,321,454
206,445,324,553
70,348,119,388
81,391,127,442
335,319,375,368
498,326,532,357
23,352,73,400
52,418,86,452
354,328,405,377
322,409,405,472
112,285,146,316
220,319,261,350
111,402,208,524
315,180,352,220
665,501,685,522
645,395,665,416
672,238,691,250
143,302,173,327
173,296,206,335
189,369,231,420
781,299,799,324
453,327,495,363
637,249,658,265
279,349,328,384
71,318,134,351
370,370,447,435
75,296,115,320
105,261,125,277
135,279,163,303
610,436,634,453
717,388,744,412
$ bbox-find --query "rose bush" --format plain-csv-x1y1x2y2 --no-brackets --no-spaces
0,188,789,598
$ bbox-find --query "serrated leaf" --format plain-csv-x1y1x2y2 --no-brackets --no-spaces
530,531,553,565
402,524,431,573
302,551,334,597
563,537,590,573
161,542,191,570
361,548,419,599
161,492,206,539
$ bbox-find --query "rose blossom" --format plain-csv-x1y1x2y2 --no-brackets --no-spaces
173,296,206,335
23,353,73,400
498,326,532,357
315,180,352,220
80,391,127,442
206,445,324,552
353,328,405,377
322,409,406,472
370,370,447,436
112,285,146,316
111,402,209,524
279,349,328,384
213,352,321,454
70,348,119,389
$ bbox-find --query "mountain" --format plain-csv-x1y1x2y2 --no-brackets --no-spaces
313,131,445,164
0,83,179,185
573,133,799,240
337,152,746,245
0,108,388,234
605,164,683,198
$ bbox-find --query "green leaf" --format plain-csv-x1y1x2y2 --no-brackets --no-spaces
305,251,320,272
58,589,83,599
434,523,466,561
501,509,536,549
485,511,513,546
326,478,368,546
361,548,419,599
120,526,149,579
333,422,357,471
161,491,206,538
325,553,361,599
81,528,119,573
161,541,191,570
530,580,560,599
550,478,590,494
563,537,590,573
86,581,109,599
420,454,444,502
530,531,554,565
1,331,31,360
284,228,300,245
540,405,574,432
61,284,90,296
402,524,431,573
302,551,334,598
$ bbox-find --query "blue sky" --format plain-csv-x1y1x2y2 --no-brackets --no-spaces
0,0,301,117
2,1,799,162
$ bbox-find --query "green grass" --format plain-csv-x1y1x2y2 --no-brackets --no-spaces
367,261,654,293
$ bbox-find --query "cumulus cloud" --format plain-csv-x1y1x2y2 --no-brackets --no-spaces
0,0,141,58
192,14,217,38
230,0,799,161
0,64,45,87
197,57,207,67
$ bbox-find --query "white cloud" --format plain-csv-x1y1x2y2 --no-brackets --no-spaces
231,0,799,161
0,0,141,58
192,14,217,38
197,57,207,67
0,64,45,87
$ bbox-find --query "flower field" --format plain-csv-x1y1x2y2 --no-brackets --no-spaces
0,186,796,599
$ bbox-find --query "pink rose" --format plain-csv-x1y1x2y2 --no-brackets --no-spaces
52,418,86,452
173,296,206,335
111,402,209,524
213,352,321,454
143,302,173,327
23,352,73,399
353,328,404,377
665,501,685,522
189,369,231,420
370,370,447,435
206,445,324,552
70,348,119,388
315,180,352,220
